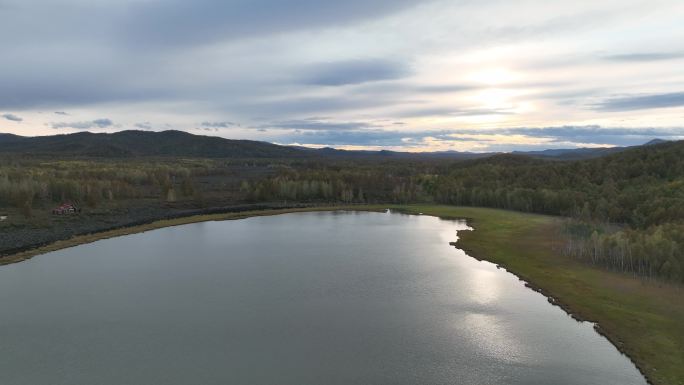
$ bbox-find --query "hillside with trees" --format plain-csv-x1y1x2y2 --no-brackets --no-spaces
243,141,684,282
1,131,682,282
0,130,308,158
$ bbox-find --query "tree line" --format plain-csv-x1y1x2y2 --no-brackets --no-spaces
242,142,684,282
2,141,682,282
0,159,210,213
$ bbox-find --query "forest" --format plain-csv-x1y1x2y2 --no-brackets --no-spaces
242,141,684,282
1,140,683,282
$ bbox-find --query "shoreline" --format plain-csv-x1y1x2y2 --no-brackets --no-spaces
0,204,387,266
398,205,683,385
0,203,307,261
407,208,655,384
0,204,677,385
452,240,652,384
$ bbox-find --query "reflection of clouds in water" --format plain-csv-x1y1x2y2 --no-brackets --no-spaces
462,312,528,364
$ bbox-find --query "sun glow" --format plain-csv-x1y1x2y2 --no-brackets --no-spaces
472,88,517,109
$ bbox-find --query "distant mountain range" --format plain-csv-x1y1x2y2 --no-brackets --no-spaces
0,130,672,160
511,139,671,160
0,130,305,158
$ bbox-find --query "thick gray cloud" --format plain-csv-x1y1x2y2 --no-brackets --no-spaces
0,70,172,109
2,113,22,122
0,0,426,110
302,59,411,86
52,118,114,129
121,0,426,48
594,92,684,111
0,0,426,49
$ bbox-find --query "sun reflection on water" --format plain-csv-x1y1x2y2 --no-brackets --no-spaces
461,312,528,364
467,267,502,305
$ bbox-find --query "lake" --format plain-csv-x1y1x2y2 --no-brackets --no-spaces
0,211,646,385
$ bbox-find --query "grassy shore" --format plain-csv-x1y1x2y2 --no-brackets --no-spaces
1,204,681,384
393,205,682,385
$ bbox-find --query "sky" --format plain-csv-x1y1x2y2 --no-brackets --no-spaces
1,0,684,152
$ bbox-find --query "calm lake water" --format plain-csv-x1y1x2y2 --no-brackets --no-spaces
0,211,646,385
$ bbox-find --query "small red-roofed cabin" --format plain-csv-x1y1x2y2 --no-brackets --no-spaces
52,203,78,215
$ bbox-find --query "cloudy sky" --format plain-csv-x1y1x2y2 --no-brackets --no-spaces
1,0,683,151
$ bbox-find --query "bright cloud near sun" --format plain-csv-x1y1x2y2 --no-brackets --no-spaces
467,68,522,86
1,0,683,151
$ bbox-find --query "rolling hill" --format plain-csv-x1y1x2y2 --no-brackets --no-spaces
0,130,309,158
0,130,670,160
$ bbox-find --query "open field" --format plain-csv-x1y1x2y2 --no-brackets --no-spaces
1,204,681,384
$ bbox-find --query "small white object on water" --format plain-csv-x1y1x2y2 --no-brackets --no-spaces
0,215,7,221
